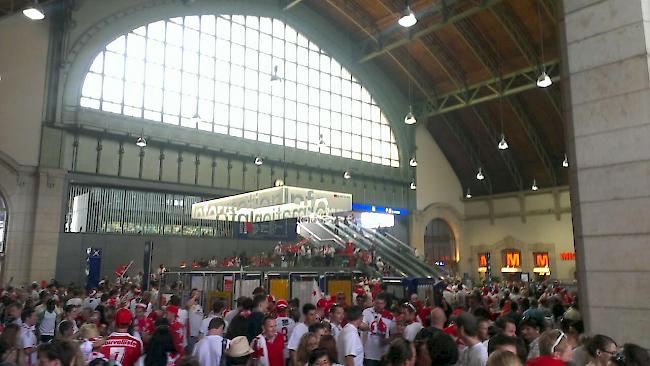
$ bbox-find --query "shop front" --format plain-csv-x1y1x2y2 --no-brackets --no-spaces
501,249,522,280
533,252,551,280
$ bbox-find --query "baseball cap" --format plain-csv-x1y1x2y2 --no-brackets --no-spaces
276,300,288,310
135,303,147,310
317,298,328,308
115,308,132,326
166,305,179,315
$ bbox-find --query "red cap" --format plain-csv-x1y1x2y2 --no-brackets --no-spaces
115,308,132,326
166,305,179,315
135,303,147,310
276,300,288,309
317,298,328,308
267,295,276,303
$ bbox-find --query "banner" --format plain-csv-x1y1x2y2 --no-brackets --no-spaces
85,248,102,291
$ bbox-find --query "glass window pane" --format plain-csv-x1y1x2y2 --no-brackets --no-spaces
166,22,183,46
148,21,166,41
285,119,296,139
106,35,126,53
201,15,216,35
184,29,200,51
102,77,123,103
124,82,143,107
165,46,182,69
144,87,163,111
232,23,245,44
259,113,271,134
104,52,124,78
183,51,199,73
82,73,102,99
127,34,146,60
244,110,257,131
230,106,243,128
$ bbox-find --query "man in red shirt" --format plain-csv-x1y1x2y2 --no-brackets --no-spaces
166,305,185,355
251,316,285,366
133,303,154,348
100,308,143,366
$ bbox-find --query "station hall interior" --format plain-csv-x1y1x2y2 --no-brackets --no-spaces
1,0,649,348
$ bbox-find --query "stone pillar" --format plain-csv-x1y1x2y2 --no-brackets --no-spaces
29,168,66,282
561,0,650,346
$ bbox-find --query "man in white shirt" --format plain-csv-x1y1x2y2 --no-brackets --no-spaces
326,303,344,338
400,303,423,342
186,289,204,352
337,306,364,366
361,293,393,366
192,317,228,366
274,300,295,362
199,300,227,338
456,312,488,366
287,303,317,366
20,308,38,366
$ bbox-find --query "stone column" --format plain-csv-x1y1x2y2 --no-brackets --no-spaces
29,168,66,282
561,0,650,346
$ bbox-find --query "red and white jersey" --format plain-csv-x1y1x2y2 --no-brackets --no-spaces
275,316,295,359
100,332,143,366
362,308,393,361
133,318,154,339
169,321,185,355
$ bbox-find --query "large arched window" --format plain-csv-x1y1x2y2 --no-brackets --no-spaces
80,15,400,167
0,194,6,253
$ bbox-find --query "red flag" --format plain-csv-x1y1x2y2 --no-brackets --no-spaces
114,261,132,277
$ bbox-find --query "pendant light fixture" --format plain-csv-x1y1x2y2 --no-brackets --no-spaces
531,179,539,191
318,134,327,147
135,129,147,147
343,171,352,180
271,65,281,82
498,134,509,150
562,153,569,168
410,181,417,190
409,156,418,167
404,52,417,125
398,0,417,28
497,91,508,150
23,0,45,20
254,156,264,166
191,111,201,127
465,188,472,199
476,167,484,181
536,0,552,88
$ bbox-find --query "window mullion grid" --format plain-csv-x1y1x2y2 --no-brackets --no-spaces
212,16,217,133
196,21,201,129
227,18,233,136
120,37,128,115
139,28,148,119
178,18,186,126
160,21,168,123
99,51,106,110
256,16,261,142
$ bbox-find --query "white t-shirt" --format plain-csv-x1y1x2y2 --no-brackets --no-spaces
287,322,308,351
192,335,229,366
458,342,488,366
362,308,392,360
329,322,343,339
199,315,227,337
20,324,38,366
403,322,423,342
337,323,363,366
276,316,296,359
39,310,57,336
188,304,204,337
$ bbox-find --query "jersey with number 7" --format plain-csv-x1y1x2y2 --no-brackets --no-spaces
100,332,143,366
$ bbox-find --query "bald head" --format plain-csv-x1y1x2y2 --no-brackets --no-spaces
431,307,446,329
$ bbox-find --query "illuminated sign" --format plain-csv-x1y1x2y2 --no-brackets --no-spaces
479,254,488,267
560,252,576,260
501,250,522,273
359,212,395,228
192,186,352,222
534,252,549,268
434,261,446,266
352,203,408,215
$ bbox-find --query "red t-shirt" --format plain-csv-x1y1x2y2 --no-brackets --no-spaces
100,332,143,366
169,321,185,355
134,317,155,337
252,334,285,366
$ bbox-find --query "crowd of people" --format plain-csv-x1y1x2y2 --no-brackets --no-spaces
0,278,646,366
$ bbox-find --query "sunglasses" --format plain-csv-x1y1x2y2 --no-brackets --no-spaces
551,331,567,353
611,352,625,365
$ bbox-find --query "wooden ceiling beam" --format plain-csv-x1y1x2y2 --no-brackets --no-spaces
436,114,493,194
323,0,436,99
359,0,505,63
490,2,541,68
470,106,524,191
508,95,558,186
540,0,557,24
414,60,560,118
454,18,500,78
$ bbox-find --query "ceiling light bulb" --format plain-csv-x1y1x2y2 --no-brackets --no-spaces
532,179,539,191
398,6,417,28
537,71,552,88
562,154,569,168
498,134,509,150
343,171,352,180
404,105,417,125
136,136,147,148
409,157,418,167
465,188,472,199
23,1,45,20
254,157,263,166
476,167,484,181
271,65,281,82
410,181,417,190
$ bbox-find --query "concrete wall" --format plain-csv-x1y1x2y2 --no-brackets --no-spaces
56,233,282,285
0,14,49,167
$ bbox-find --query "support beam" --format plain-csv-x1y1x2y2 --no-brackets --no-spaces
471,106,524,191
283,0,303,11
491,2,540,67
540,0,557,24
436,114,493,194
414,60,559,118
359,0,505,63
454,18,500,77
324,0,436,99
508,95,557,185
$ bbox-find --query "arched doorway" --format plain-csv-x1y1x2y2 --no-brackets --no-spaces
424,219,457,275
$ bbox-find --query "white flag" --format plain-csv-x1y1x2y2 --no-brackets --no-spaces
311,279,322,305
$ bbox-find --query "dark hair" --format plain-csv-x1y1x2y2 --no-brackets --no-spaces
560,318,584,335
384,338,413,365
226,354,251,366
318,335,338,363
253,294,267,308
168,295,181,306
175,357,200,366
586,335,616,358
329,303,344,315
146,327,177,366
345,306,363,322
375,293,387,302
455,312,478,337
495,316,516,331
212,300,225,314
239,297,254,311
473,307,490,319
208,317,225,331
487,333,529,365
614,343,650,366
308,348,332,366
552,303,565,319
302,303,316,316
57,320,74,337
427,329,459,366
154,317,170,328
519,316,542,332
38,340,79,366
308,322,328,333
252,287,266,296
21,307,35,322
400,302,416,314
262,316,276,326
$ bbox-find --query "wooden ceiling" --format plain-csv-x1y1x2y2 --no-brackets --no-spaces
299,0,565,196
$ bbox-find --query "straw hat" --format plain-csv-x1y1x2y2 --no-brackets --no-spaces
226,336,253,357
